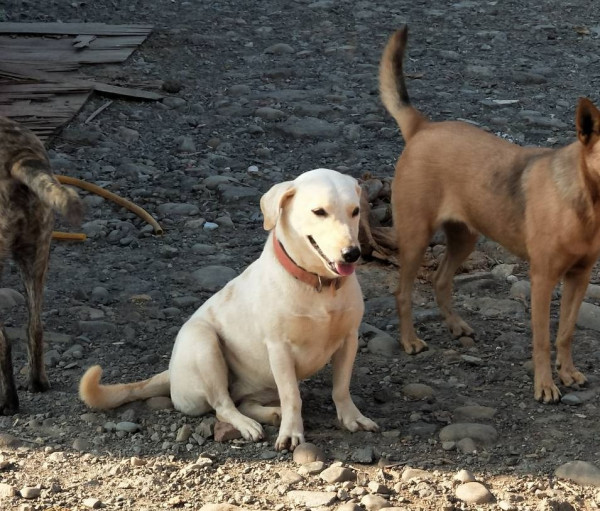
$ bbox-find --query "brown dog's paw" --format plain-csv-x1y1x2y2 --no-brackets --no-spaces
558,367,587,388
402,337,428,355
534,379,561,404
448,317,475,338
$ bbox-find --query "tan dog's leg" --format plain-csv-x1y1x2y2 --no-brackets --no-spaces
530,264,562,403
433,222,477,337
238,400,282,426
395,230,431,353
267,342,305,450
331,332,379,432
555,266,592,387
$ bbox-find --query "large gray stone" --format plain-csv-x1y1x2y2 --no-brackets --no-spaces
192,266,237,292
463,297,525,318
278,117,339,139
453,405,497,421
577,302,600,331
555,461,600,487
439,423,498,446
287,490,336,507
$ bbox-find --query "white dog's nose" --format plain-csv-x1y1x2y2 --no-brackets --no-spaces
341,246,361,263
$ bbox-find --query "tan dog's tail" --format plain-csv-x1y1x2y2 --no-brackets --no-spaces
379,26,427,141
10,157,83,225
79,365,170,409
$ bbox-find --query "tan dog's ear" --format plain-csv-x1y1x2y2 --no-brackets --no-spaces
576,97,600,146
260,181,296,231
355,182,362,201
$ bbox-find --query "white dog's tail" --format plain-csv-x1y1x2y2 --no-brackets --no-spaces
79,365,170,409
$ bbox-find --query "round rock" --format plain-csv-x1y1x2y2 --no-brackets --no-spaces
320,466,356,483
360,494,391,510
455,482,494,504
402,383,434,400
454,469,477,483
292,442,326,464
367,333,401,356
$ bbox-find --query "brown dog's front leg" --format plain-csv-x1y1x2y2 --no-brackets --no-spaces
396,244,429,354
555,266,592,388
530,267,561,403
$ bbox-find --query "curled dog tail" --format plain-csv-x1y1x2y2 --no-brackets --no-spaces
10,157,84,226
379,26,427,142
79,365,171,410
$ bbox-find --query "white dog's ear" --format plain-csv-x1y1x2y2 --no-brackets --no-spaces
260,181,296,231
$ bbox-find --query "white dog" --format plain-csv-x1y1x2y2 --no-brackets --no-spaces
79,168,378,450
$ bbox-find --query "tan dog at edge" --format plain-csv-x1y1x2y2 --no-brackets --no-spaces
380,26,600,403
80,168,378,450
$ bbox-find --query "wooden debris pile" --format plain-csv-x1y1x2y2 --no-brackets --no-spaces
359,175,397,263
0,22,161,141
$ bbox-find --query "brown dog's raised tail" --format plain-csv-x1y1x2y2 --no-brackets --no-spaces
10,157,84,226
379,26,427,142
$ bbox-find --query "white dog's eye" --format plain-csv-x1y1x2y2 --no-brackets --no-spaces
312,208,328,217
352,207,360,217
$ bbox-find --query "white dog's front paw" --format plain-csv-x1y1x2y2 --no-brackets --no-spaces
275,420,305,451
341,413,379,433
337,402,379,433
232,415,264,442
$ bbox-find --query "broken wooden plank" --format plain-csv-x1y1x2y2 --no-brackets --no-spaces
0,63,163,101
0,22,153,36
0,90,93,141
0,35,147,50
72,34,97,49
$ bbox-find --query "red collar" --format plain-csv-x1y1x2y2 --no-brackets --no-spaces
272,232,344,293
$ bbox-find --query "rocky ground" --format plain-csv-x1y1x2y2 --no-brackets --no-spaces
1,0,600,509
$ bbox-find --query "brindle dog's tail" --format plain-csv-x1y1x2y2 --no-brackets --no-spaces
10,157,84,225
379,26,428,142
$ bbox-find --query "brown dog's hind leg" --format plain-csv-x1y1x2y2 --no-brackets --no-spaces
434,222,477,338
555,266,592,388
395,229,431,354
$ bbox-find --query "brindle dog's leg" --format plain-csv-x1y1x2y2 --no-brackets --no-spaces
0,326,18,414
14,229,52,393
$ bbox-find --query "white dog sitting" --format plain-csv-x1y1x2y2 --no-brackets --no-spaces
79,168,378,450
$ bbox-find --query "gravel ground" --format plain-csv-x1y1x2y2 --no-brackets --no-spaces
1,0,600,509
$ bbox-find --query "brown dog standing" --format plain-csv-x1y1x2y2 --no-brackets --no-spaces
379,26,600,403
0,116,83,414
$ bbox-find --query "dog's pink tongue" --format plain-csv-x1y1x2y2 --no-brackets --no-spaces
335,263,355,276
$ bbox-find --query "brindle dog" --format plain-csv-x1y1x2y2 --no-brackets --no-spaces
0,116,83,414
